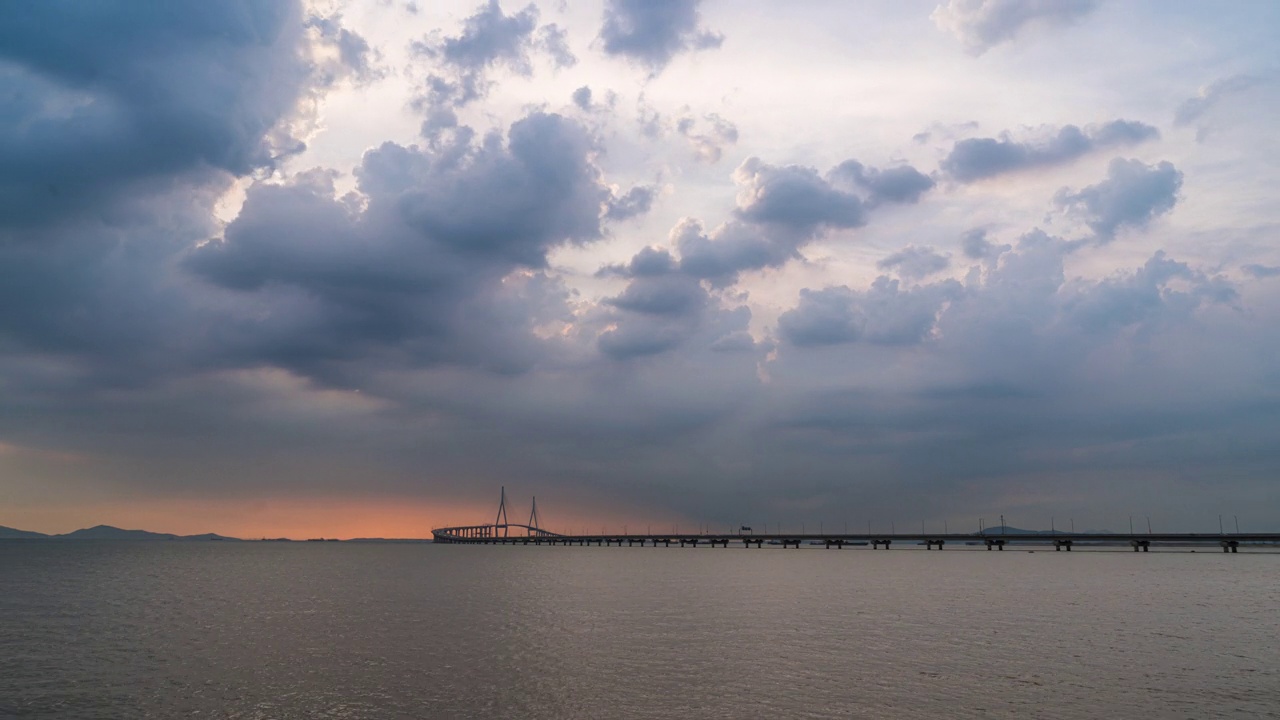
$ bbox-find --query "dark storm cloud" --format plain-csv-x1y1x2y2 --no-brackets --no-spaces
189,111,610,375
599,0,723,72
933,0,1099,55
877,245,952,280
1055,158,1183,242
0,0,374,388
0,0,325,229
941,120,1158,182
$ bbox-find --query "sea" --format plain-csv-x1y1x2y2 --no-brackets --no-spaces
1,541,1276,719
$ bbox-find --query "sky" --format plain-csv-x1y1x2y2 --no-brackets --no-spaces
1,0,1278,538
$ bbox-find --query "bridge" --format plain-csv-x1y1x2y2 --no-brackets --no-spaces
431,490,1278,553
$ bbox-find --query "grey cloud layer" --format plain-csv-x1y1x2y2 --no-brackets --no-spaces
942,120,1158,182
2,1,1279,530
0,0,317,228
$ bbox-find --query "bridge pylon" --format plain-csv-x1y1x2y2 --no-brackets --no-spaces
495,486,510,537
528,496,542,537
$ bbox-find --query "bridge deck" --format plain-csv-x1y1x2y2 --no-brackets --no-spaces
431,527,1280,549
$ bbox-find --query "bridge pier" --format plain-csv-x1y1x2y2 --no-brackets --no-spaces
1221,540,1239,553
985,539,1006,551
925,539,945,550
1130,540,1150,552
1053,539,1073,551
871,539,891,549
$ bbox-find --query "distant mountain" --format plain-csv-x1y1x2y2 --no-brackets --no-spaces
346,538,433,543
0,525,50,539
178,533,241,542
59,525,178,540
0,524,242,541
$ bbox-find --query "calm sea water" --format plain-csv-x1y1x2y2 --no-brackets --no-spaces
1,541,1276,719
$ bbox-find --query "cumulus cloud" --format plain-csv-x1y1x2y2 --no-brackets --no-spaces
830,161,936,205
778,277,964,347
1055,158,1183,242
663,156,936,284
427,1,539,74
594,267,739,361
932,0,1098,54
960,229,1012,261
605,185,658,221
877,245,952,280
597,246,679,278
536,23,577,68
188,112,610,375
599,0,723,72
306,14,382,83
605,273,707,317
941,120,1158,182
733,159,868,232
0,0,335,229
677,113,739,163
410,1,572,135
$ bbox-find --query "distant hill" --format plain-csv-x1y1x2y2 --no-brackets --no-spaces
0,524,242,541
0,525,50,539
60,525,178,540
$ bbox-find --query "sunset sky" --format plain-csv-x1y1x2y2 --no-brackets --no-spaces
2,0,1278,538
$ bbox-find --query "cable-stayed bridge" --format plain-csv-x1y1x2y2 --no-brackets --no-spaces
431,489,1278,553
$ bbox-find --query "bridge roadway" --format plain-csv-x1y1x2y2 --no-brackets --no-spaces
432,525,1279,552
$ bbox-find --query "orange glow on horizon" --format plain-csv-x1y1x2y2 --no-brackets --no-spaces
0,494,687,540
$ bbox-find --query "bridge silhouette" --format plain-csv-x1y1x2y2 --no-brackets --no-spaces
431,489,1277,552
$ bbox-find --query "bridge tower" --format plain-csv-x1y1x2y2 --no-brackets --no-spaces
495,486,510,537
528,496,542,537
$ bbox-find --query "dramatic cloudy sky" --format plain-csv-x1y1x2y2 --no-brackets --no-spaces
2,0,1278,537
